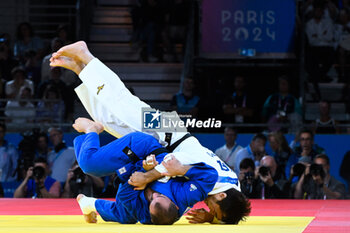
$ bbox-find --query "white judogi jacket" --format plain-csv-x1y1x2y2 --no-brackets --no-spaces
75,58,240,194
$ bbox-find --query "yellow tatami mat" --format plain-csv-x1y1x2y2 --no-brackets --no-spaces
0,215,313,233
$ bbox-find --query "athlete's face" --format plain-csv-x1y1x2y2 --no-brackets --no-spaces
149,192,173,215
204,193,227,222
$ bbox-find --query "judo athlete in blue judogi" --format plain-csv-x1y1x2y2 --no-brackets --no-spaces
73,118,218,225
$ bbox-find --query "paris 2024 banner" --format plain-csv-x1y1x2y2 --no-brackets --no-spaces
201,0,296,58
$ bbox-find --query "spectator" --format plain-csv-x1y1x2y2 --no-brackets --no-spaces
282,157,310,198
13,157,61,198
215,127,243,171
36,85,65,123
62,162,104,198
17,130,39,181
37,67,73,120
256,156,289,199
234,133,267,174
41,37,76,86
0,35,19,82
262,76,302,132
340,151,350,195
0,123,18,182
37,67,67,98
268,131,293,170
289,128,326,152
47,127,76,183
288,156,313,181
305,5,335,99
5,86,35,124
13,22,44,62
286,129,325,177
35,133,52,160
313,100,339,134
222,75,254,124
5,66,34,98
294,154,346,199
171,76,200,118
293,129,325,159
238,158,260,198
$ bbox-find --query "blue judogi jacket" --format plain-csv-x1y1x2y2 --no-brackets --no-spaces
73,132,167,181
96,163,218,224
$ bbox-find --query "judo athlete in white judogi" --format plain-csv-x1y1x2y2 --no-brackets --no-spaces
50,41,250,224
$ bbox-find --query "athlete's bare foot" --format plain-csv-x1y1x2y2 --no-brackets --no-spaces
51,41,95,65
50,56,85,75
77,194,98,223
73,117,104,134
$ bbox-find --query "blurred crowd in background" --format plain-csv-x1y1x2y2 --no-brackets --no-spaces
0,0,349,199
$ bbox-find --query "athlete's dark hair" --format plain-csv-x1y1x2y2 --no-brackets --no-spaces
151,201,179,225
217,188,251,224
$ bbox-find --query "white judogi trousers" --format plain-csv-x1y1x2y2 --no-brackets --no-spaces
75,58,239,194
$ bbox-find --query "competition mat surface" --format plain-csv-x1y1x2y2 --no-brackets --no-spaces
0,199,349,233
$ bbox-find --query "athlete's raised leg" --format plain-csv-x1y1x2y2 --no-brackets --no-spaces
50,41,186,144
